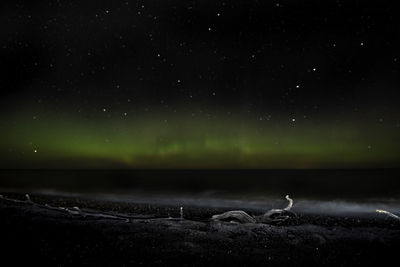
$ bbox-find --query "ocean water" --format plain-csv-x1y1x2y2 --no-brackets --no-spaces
1,169,400,216
0,169,399,199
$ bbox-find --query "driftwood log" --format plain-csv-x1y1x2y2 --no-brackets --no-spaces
211,195,295,224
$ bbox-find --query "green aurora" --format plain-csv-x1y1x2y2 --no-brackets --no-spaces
1,111,399,169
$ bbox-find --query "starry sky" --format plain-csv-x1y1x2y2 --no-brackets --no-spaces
1,0,399,169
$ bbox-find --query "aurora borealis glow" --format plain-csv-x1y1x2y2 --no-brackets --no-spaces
1,109,399,168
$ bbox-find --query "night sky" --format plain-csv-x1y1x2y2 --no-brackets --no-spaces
1,0,399,168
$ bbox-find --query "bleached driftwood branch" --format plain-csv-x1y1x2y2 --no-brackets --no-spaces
376,209,400,221
0,194,161,222
1,193,297,225
211,210,257,223
211,195,295,224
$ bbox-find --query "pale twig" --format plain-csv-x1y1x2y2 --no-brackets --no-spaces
284,195,293,211
376,209,400,221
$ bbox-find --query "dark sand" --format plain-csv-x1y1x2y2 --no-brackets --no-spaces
1,192,399,266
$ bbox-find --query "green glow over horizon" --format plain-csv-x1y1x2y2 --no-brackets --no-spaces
1,112,399,169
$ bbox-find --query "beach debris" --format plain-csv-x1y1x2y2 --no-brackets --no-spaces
0,194,158,222
376,209,400,221
180,206,184,219
211,210,256,223
211,195,295,224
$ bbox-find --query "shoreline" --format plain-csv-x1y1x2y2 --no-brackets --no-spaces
1,192,399,266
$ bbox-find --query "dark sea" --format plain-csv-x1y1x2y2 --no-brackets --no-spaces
1,169,400,216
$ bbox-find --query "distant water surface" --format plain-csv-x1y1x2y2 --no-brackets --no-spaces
1,169,399,201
